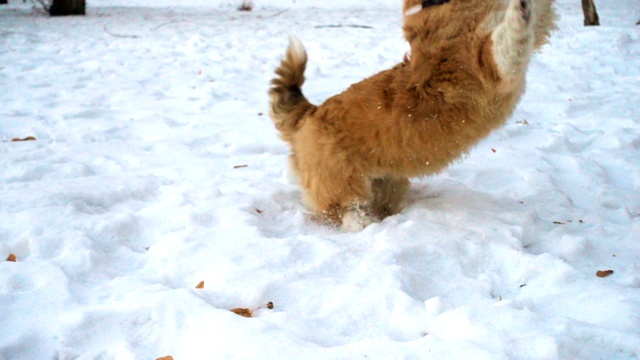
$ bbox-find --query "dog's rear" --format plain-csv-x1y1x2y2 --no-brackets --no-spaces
268,37,316,143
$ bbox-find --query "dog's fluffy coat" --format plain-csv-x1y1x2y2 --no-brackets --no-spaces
269,0,557,231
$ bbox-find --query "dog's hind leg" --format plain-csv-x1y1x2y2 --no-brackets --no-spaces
370,177,410,221
340,176,409,231
297,157,376,231
491,0,535,80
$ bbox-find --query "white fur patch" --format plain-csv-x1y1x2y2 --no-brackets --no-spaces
490,0,534,78
404,4,422,17
341,209,374,232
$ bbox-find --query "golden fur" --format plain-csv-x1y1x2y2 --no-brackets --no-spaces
269,0,557,231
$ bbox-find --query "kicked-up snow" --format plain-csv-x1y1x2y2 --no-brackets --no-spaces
1,0,639,359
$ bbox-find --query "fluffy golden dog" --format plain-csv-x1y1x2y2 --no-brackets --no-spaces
269,0,557,231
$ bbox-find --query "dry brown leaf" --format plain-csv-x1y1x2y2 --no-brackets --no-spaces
6,253,17,262
230,302,274,318
156,356,174,360
11,136,36,142
195,281,205,289
231,308,254,318
596,270,614,278
237,0,253,11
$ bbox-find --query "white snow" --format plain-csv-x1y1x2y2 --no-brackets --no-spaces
1,0,639,359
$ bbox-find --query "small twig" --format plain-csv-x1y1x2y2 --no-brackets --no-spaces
151,19,186,32
315,24,374,29
234,164,248,169
103,25,139,39
254,302,274,311
265,9,289,19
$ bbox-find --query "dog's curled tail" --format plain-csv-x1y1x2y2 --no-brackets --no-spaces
269,37,316,142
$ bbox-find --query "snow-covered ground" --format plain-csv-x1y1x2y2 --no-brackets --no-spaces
1,0,639,359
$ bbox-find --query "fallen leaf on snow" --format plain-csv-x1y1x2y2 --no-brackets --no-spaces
596,270,614,278
231,308,254,318
231,302,274,318
6,253,17,262
11,136,36,142
195,281,205,289
156,356,174,360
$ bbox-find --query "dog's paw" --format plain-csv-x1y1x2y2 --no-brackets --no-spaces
341,208,374,232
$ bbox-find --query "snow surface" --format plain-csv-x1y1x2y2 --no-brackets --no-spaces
1,0,639,359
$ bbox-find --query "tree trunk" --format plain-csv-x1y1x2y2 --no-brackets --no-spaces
49,0,85,16
581,0,600,26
